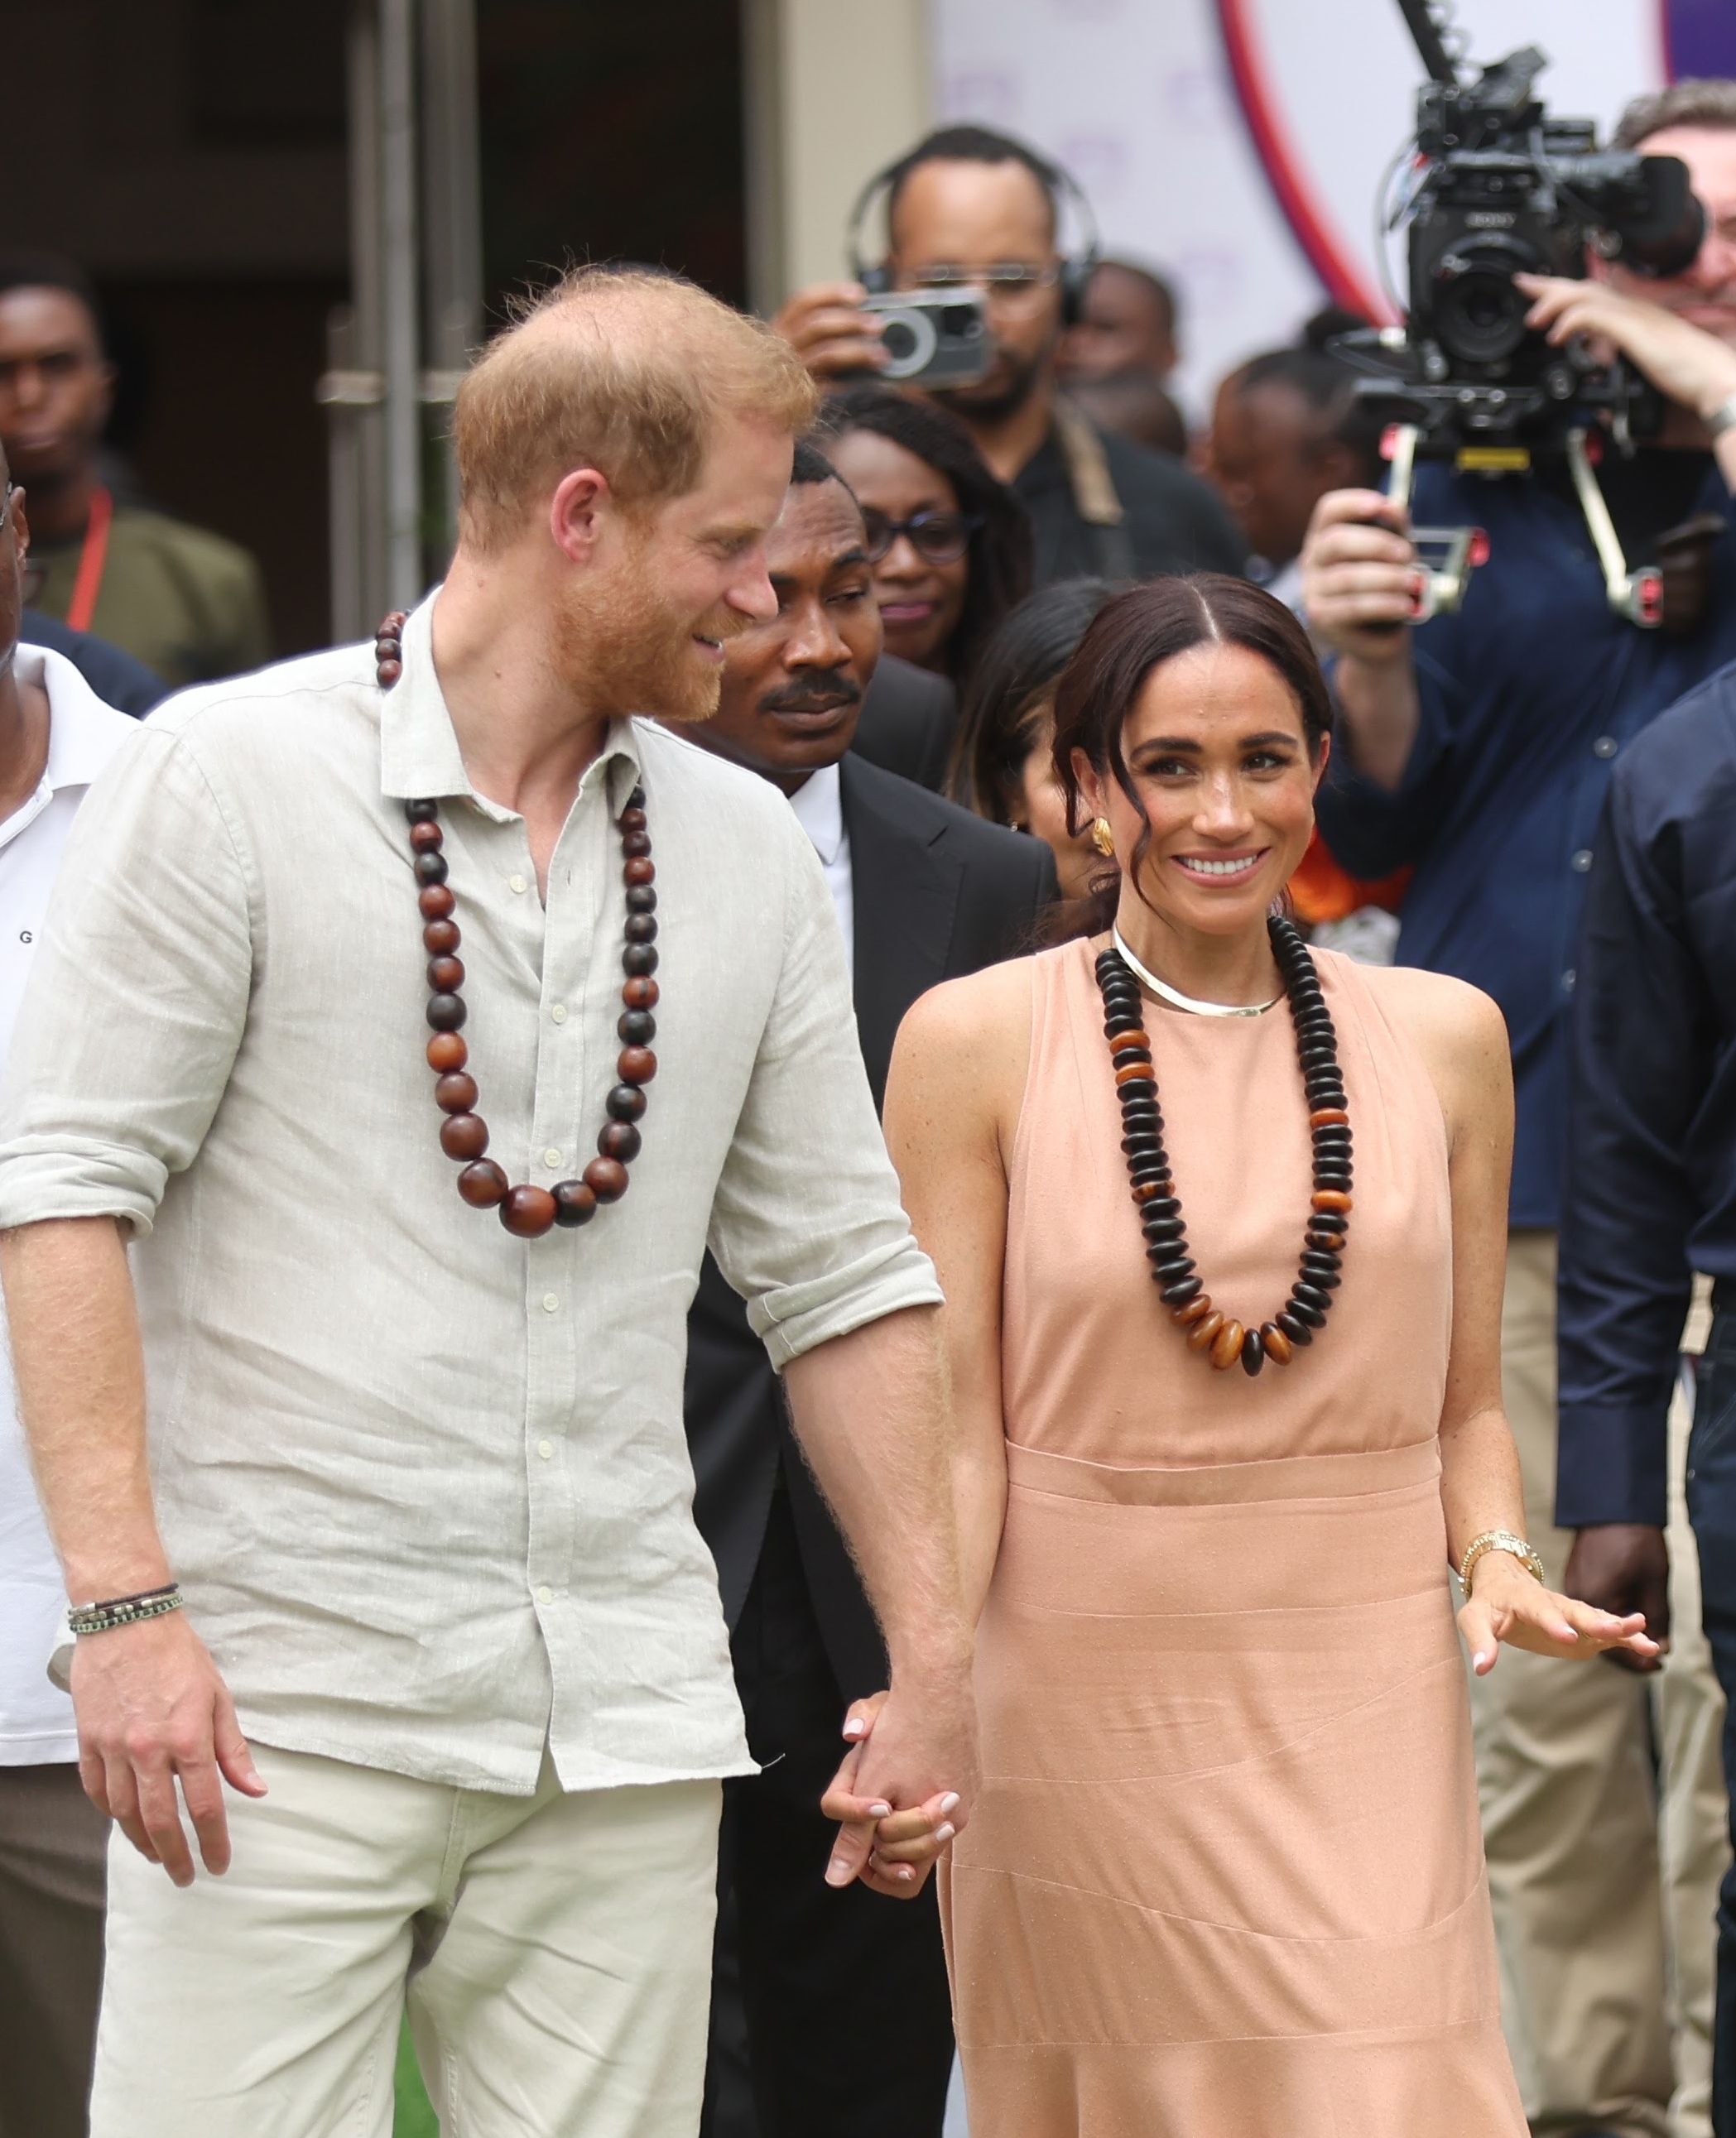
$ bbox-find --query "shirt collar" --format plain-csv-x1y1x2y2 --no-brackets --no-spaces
19,641,139,790
377,591,644,823
787,761,845,865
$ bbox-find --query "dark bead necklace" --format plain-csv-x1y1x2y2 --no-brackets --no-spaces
374,610,657,1240
1095,913,1350,1377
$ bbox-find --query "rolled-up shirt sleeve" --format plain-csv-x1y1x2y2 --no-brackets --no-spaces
0,725,254,1236
708,821,940,1368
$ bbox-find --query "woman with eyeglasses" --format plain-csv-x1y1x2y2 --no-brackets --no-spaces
819,384,1032,694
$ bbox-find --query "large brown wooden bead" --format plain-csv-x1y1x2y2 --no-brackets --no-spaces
623,857,656,886
427,955,465,993
404,795,437,822
1260,1322,1294,1365
552,1180,598,1228
622,976,659,1010
621,829,652,858
457,1159,509,1208
499,1185,558,1238
599,1120,642,1163
618,1045,657,1085
1173,1294,1214,1325
622,944,659,977
413,851,450,886
426,992,467,1032
1209,1319,1246,1371
426,1032,468,1073
377,658,402,685
423,917,460,954
618,1010,656,1045
583,1155,629,1203
606,1083,647,1121
434,1071,478,1113
418,883,456,920
440,1112,490,1161
623,915,658,944
409,820,444,853
618,806,647,834
1185,1310,1225,1352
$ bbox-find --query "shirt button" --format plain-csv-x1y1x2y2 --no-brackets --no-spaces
537,1439,554,1460
509,872,528,894
1572,848,1593,872
536,1584,553,1605
542,1292,560,1313
1593,736,1618,759
543,1147,563,1169
551,1003,567,1025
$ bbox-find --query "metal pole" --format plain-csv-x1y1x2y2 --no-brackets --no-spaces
379,0,424,610
419,0,483,557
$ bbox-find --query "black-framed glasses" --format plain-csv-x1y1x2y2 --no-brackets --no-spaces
861,507,983,566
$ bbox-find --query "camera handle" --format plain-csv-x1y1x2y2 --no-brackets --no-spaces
1380,422,1483,622
1564,427,1663,627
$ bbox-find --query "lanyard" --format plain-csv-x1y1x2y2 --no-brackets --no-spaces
65,484,113,635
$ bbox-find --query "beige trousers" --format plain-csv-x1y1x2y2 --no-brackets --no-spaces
89,1741,720,2138
1471,1232,1729,2138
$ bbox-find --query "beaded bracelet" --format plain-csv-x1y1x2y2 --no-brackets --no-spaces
1458,1530,1544,1597
68,1583,184,1636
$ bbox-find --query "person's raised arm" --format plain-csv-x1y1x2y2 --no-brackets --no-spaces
1376,968,1658,1672
1298,488,1423,791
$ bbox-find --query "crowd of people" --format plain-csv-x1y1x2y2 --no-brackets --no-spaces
2,82,1736,2138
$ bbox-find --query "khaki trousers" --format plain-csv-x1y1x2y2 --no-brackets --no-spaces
90,1741,720,2138
1471,1232,1729,2138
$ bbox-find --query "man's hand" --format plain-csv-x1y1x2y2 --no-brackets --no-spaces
72,1610,266,1886
819,1676,979,1900
1516,273,1736,425
1298,489,1421,659
769,282,888,383
1562,1523,1671,1674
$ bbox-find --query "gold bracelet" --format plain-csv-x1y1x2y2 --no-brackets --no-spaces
1459,1529,1544,1597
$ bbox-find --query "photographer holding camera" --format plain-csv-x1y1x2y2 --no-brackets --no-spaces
772,126,1244,588
1301,80,1736,2138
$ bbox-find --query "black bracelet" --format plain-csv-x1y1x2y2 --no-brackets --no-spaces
67,1584,184,1636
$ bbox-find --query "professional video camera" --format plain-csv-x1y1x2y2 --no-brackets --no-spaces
1337,0,1707,622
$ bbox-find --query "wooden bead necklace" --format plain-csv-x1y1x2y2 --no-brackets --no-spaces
375,610,657,1240
1095,913,1351,1376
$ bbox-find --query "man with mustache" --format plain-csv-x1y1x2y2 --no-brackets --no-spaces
677,441,1055,2138
0,268,978,2138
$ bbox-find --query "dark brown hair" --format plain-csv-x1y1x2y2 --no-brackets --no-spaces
1051,573,1332,934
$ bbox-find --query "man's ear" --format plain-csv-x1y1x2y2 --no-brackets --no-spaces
549,468,611,565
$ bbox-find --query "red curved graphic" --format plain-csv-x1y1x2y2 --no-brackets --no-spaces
1216,0,1398,325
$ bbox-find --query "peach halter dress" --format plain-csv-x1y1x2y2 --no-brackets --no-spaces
941,938,1525,2137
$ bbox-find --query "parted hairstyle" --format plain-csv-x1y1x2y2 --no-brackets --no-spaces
1052,574,1333,934
948,576,1111,819
816,381,1033,687
453,263,817,552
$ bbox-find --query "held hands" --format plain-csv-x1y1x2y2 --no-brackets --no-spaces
71,1610,266,1886
1515,273,1736,425
820,1683,978,1900
1457,1548,1659,1677
769,282,889,382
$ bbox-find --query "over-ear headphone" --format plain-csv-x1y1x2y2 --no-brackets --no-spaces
844,131,1102,329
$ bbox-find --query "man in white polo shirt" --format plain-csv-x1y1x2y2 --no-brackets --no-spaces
0,455,137,2136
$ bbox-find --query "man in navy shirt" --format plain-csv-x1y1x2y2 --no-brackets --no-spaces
1556,668,1736,2133
1301,83,1736,2138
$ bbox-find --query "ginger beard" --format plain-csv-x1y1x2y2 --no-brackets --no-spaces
551,521,740,726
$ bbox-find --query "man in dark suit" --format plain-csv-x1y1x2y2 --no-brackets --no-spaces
851,649,954,792
676,442,1056,2138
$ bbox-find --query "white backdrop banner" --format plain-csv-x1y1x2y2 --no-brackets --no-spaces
930,0,1736,416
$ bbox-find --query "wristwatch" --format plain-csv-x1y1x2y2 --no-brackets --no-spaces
1458,1530,1545,1597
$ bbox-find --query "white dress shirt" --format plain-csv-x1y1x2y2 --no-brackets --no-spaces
0,646,138,1764
0,596,939,1794
787,762,853,973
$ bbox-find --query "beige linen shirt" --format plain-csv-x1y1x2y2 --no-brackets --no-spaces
0,596,940,1794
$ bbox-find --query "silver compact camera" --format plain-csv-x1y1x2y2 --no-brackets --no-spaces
861,289,990,387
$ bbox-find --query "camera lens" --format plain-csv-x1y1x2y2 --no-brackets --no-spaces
1432,245,1536,366
874,304,938,381
881,320,919,361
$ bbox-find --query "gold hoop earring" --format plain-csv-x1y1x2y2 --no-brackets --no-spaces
1090,817,1115,859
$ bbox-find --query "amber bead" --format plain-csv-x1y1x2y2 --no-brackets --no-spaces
1108,1028,1152,1055
427,955,465,993
622,975,659,1010
1132,1180,1169,1204
423,917,460,954
499,1185,558,1238
457,1159,508,1208
1209,1319,1245,1371
426,1032,468,1072
419,884,456,920
623,858,656,887
606,1083,647,1121
1114,1062,1155,1088
1309,1107,1349,1128
1310,1189,1353,1213
618,1045,657,1084
426,992,467,1031
584,1155,629,1203
1186,1310,1225,1352
1261,1322,1294,1365
409,820,444,853
440,1112,490,1161
434,1071,478,1113
552,1180,598,1228
599,1120,642,1163
1173,1293,1214,1325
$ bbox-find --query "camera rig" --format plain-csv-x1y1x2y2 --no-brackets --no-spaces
1334,0,1705,625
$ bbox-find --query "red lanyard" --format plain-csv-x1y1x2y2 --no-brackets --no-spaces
65,484,113,634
